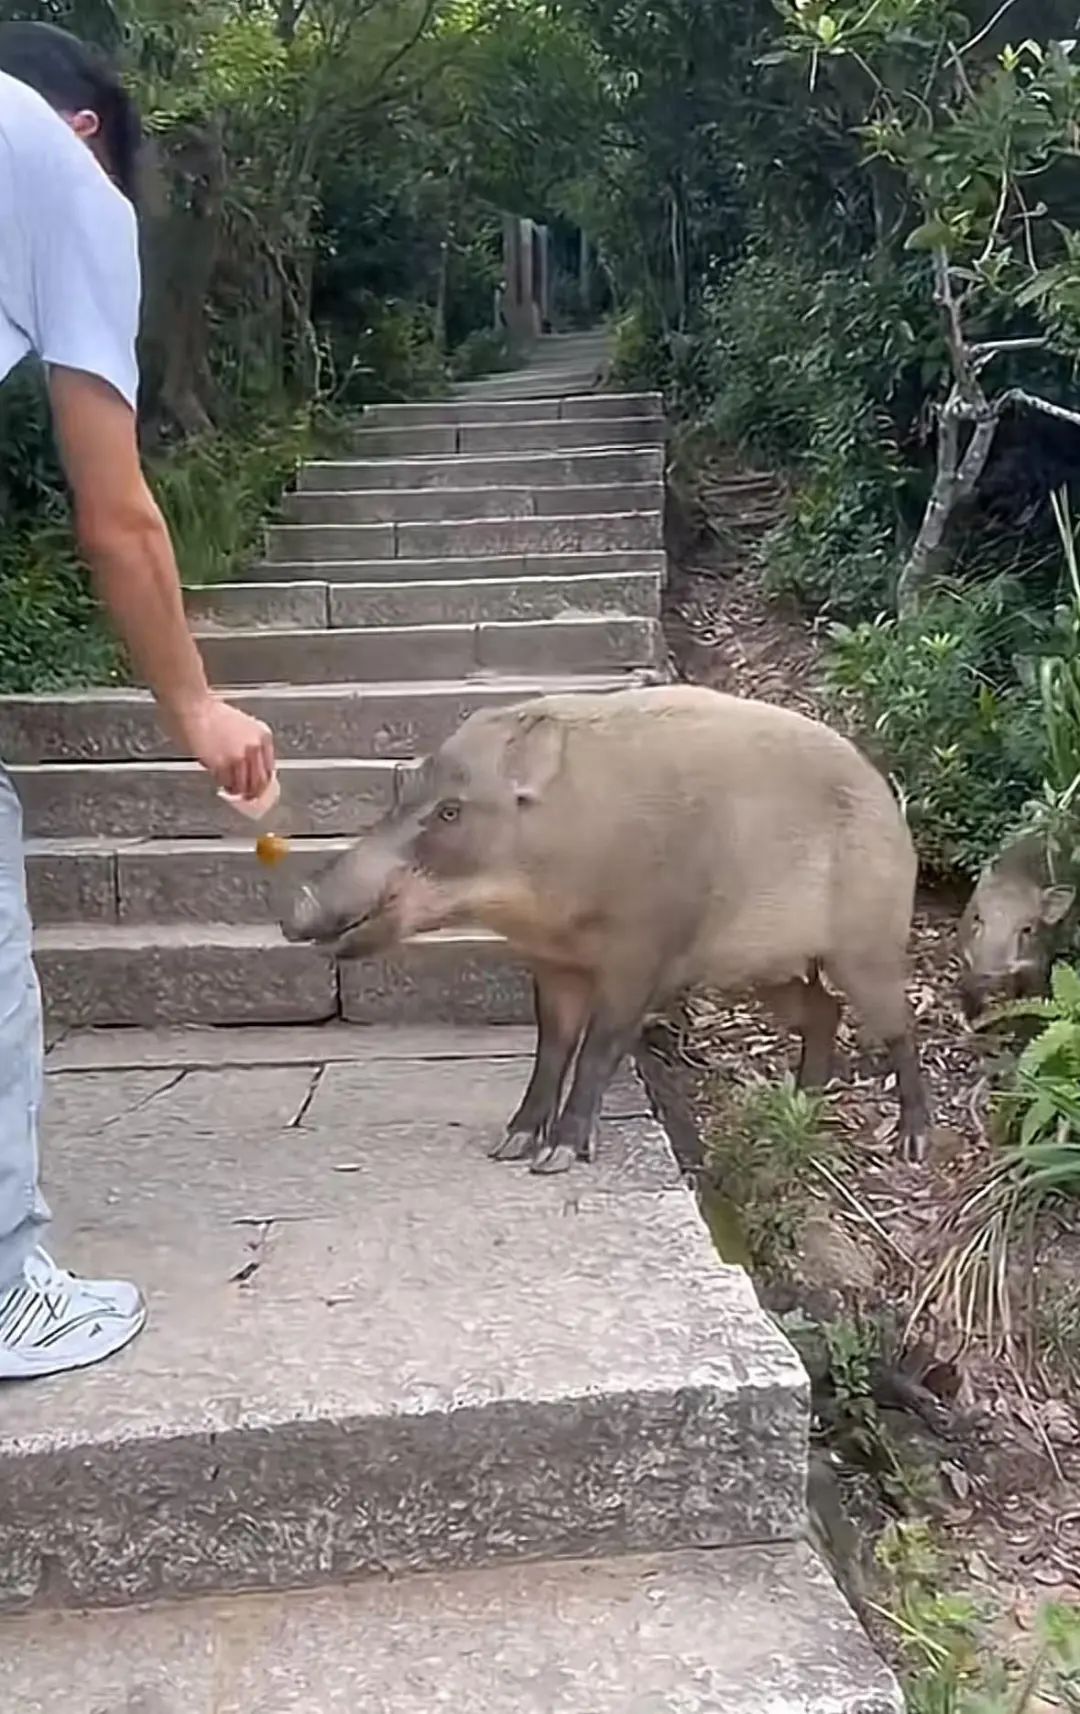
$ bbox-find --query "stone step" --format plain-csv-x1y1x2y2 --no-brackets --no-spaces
246,548,667,585
198,617,663,687
187,569,662,631
2,1028,808,1608
282,480,660,525
453,370,608,400
0,1543,900,1712
265,510,662,563
16,756,399,839
33,924,535,1027
297,446,663,492
26,834,349,925
351,416,665,459
0,672,647,764
359,394,662,428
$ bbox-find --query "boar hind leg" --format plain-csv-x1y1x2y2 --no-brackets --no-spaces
490,964,590,1164
759,973,841,1089
829,956,930,1164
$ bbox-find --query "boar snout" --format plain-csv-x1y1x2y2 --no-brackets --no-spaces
280,883,326,944
279,839,408,953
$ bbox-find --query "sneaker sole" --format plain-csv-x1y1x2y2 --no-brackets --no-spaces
0,1302,147,1381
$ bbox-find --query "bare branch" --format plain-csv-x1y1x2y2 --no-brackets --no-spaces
998,388,1080,433
958,0,1023,60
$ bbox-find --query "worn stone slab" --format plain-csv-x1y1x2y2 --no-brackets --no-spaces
340,929,534,1024
199,616,661,686
0,1045,806,1609
0,674,639,764
298,446,663,490
367,397,561,426
185,580,328,631
44,1021,538,1070
0,1542,902,1714
327,570,662,628
396,510,663,559
475,615,663,674
33,923,339,1027
561,391,663,419
15,756,398,838
282,481,660,525
199,622,476,686
458,417,665,454
247,548,668,585
351,423,459,458
265,520,395,562
115,837,348,925
24,839,119,923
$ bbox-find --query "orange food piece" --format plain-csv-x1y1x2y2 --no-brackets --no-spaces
255,832,291,867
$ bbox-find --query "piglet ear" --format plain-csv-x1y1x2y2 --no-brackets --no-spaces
1040,885,1075,926
502,711,566,805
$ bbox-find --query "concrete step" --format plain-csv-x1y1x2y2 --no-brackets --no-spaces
281,480,661,525
198,617,663,686
2,1029,808,1607
246,548,667,585
0,1543,901,1712
358,394,662,428
188,570,661,632
265,510,662,563
33,924,535,1027
297,445,663,491
351,416,665,459
16,756,399,839
0,672,649,764
26,834,348,925
453,370,609,399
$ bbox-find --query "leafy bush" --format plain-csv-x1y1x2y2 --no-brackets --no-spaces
705,1075,838,1277
0,410,311,694
823,584,1045,877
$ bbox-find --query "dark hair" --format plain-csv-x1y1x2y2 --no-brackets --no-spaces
0,21,141,204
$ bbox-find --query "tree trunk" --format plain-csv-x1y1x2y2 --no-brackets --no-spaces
896,388,1001,614
151,119,227,438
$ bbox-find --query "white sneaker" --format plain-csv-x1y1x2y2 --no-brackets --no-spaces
0,1248,146,1380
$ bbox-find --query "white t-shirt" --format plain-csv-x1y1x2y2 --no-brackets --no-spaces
0,67,139,409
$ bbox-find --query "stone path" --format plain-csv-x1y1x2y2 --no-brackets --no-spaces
0,334,901,1710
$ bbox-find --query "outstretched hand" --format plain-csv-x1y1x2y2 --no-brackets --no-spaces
175,695,276,803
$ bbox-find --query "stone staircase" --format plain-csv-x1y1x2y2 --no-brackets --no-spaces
7,332,668,1029
0,334,900,1711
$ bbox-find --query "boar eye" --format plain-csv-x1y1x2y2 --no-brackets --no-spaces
436,801,461,825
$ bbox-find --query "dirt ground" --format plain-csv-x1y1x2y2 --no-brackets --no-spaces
650,450,1080,1645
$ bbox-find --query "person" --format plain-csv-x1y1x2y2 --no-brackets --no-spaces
0,22,277,1380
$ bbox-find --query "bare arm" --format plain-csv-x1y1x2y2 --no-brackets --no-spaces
48,366,274,801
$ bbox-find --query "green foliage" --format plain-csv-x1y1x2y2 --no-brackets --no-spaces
704,1076,838,1276
823,585,1045,876
875,1519,1080,1713
0,411,309,692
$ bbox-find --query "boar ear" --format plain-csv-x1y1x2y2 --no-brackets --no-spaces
1040,885,1075,926
503,713,566,805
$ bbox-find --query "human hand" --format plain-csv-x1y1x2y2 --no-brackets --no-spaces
173,695,276,802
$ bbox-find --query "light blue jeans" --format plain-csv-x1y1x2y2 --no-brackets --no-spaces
0,765,49,1293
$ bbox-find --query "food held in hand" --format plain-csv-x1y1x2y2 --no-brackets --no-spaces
256,832,291,867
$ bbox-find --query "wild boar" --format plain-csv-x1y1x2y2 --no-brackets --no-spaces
958,835,1075,1019
282,685,929,1170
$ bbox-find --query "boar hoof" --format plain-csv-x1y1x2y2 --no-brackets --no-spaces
488,1128,540,1163
900,1126,929,1165
529,1142,576,1176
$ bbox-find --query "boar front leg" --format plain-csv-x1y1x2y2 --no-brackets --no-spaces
489,963,591,1164
530,976,653,1176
